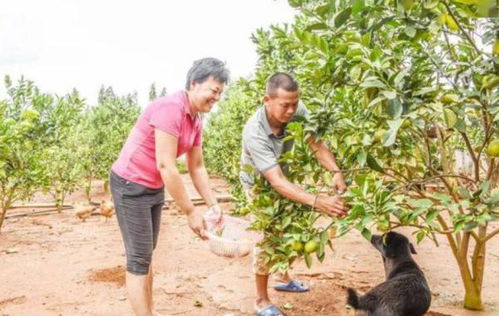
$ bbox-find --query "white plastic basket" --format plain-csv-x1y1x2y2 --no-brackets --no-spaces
206,216,262,258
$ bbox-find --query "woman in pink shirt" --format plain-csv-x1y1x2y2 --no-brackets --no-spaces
110,57,229,316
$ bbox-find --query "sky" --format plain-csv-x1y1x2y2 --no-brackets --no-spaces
0,0,296,106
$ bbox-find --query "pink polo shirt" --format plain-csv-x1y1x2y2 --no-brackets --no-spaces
112,90,202,189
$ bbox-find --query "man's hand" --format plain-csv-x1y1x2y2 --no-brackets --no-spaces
314,195,348,217
331,171,347,194
186,209,208,240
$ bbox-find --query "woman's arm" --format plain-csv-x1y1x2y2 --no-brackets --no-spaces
155,128,195,214
155,128,207,238
186,146,217,207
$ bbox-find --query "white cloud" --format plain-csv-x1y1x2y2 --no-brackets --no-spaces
0,0,296,106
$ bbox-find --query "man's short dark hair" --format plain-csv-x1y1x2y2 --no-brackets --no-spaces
265,72,299,98
185,57,230,90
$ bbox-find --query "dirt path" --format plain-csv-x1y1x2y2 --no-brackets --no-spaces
1,176,498,315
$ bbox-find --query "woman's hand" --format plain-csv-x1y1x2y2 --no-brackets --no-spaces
186,208,208,240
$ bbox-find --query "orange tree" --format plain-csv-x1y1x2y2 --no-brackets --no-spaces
40,90,86,211
0,77,49,231
78,87,140,202
0,77,85,228
0,78,141,229
204,0,498,310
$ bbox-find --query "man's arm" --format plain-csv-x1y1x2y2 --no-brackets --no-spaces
307,136,341,172
186,146,217,207
307,136,347,193
263,166,316,207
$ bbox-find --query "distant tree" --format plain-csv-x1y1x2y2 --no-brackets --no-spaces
149,83,157,101
160,87,167,97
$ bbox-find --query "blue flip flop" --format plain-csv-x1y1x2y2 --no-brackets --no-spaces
254,304,285,316
274,279,309,292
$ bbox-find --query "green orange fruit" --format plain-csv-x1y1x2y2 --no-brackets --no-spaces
291,241,304,252
487,140,499,157
304,240,319,253
400,0,414,10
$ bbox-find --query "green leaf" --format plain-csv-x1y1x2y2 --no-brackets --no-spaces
443,108,457,128
361,79,386,89
352,0,365,15
317,246,326,262
413,87,438,96
320,230,330,244
350,64,362,81
282,216,292,228
423,0,439,9
457,187,472,200
366,153,384,172
383,119,403,147
354,174,368,187
368,96,386,108
361,228,372,241
304,252,312,268
387,99,403,118
404,25,417,38
334,7,352,28
432,193,452,204
454,221,465,233
425,209,439,223
465,222,479,231
409,198,433,209
315,3,331,18
415,230,426,243
393,68,409,89
382,90,397,100
454,118,466,132
453,0,478,4
485,193,499,205
357,150,367,166
306,23,328,31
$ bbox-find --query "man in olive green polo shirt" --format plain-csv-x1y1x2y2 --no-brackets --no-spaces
240,73,348,316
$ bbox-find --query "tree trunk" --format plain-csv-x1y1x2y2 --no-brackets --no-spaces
85,179,92,204
103,179,110,195
55,189,63,213
450,233,485,311
0,207,7,233
463,283,483,310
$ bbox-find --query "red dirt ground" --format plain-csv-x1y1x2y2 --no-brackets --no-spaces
1,176,498,315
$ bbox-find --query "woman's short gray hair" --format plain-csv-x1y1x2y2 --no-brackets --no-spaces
185,57,230,90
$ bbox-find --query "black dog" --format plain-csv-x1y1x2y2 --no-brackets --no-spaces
346,231,431,316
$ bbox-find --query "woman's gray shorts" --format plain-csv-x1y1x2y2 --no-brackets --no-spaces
110,171,165,275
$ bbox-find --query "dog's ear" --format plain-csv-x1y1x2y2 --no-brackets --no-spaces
409,243,417,255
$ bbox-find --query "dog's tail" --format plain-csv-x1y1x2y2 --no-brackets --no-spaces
346,288,360,309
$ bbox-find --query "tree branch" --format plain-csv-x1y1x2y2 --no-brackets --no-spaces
460,132,480,182
443,2,482,55
483,227,499,243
